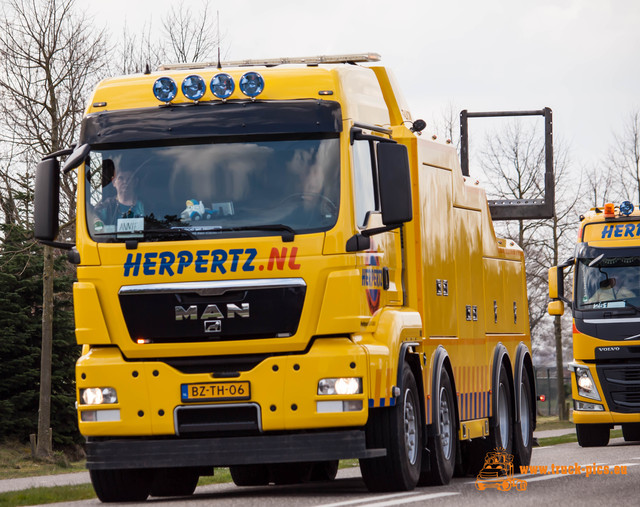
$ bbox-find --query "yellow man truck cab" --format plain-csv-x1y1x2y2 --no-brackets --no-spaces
35,53,544,502
549,201,640,447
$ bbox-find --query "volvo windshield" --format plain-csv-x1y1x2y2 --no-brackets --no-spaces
575,249,640,310
84,136,340,242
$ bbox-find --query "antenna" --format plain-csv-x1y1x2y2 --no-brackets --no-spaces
216,10,221,70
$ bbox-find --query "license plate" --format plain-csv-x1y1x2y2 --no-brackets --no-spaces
181,381,250,402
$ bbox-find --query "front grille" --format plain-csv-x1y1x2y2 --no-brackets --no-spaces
597,364,640,413
119,279,306,344
176,404,261,436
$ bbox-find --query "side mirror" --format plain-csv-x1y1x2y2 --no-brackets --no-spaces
376,143,412,226
547,300,565,316
34,158,60,241
548,266,561,300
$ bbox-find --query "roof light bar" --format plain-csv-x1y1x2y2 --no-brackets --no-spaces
159,52,381,71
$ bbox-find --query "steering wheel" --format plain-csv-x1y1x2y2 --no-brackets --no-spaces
278,193,338,227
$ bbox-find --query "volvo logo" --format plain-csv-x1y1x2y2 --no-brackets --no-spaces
175,303,250,321
597,346,620,352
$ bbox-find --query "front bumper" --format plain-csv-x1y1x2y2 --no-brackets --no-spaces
86,429,385,470
76,338,369,437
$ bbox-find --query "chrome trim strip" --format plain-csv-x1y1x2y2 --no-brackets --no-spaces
583,318,640,324
119,278,306,296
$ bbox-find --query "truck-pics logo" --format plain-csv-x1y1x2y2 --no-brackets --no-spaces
475,447,527,492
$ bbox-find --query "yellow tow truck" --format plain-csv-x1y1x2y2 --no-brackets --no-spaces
35,53,548,501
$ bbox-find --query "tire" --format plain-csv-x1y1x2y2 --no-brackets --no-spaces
230,464,270,486
89,468,153,502
360,362,422,492
513,371,534,468
576,423,610,447
622,423,640,441
149,467,200,497
493,364,514,453
420,367,456,485
310,460,339,481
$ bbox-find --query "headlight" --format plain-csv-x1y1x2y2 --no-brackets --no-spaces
575,367,601,401
318,378,362,395
152,77,177,103
239,72,264,98
210,73,235,99
80,387,118,405
182,75,206,101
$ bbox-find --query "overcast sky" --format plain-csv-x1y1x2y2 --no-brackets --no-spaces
89,0,640,175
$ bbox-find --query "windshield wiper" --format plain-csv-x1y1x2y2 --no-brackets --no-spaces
143,227,198,241
210,224,295,242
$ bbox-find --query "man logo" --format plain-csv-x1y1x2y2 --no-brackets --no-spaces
175,303,250,321
204,320,222,333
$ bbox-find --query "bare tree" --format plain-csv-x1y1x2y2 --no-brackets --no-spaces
0,0,108,458
161,0,221,64
608,109,640,203
119,20,165,75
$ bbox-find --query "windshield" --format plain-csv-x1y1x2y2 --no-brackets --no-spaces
576,253,640,309
84,136,340,241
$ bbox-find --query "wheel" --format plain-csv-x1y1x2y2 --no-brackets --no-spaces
360,362,422,491
513,371,534,467
268,462,313,485
498,479,511,491
576,423,610,447
420,368,456,485
230,464,270,486
310,460,339,481
622,423,640,441
191,212,201,221
149,467,200,497
89,468,154,502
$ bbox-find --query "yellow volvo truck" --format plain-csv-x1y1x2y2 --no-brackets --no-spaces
34,53,544,502
549,201,640,447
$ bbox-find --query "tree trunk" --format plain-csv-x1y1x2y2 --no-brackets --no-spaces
553,314,567,421
36,245,54,459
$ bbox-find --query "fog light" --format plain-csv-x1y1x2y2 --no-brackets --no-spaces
318,378,362,395
80,409,121,422
80,387,118,405
574,400,604,411
575,367,601,401
316,400,363,413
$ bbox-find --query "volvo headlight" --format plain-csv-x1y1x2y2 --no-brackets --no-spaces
80,387,118,405
575,367,601,401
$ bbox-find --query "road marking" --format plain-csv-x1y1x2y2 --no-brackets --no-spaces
314,491,459,507
314,492,419,507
